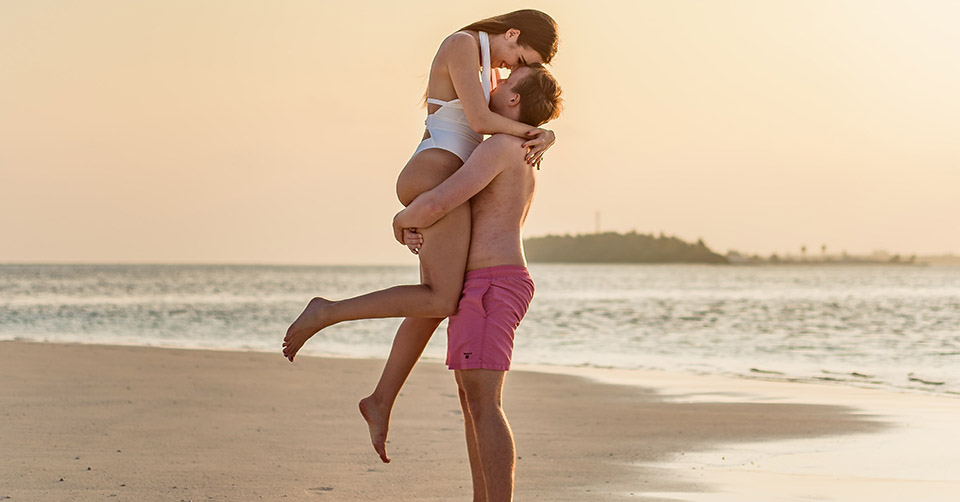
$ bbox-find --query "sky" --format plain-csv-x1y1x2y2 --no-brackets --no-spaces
2,0,958,264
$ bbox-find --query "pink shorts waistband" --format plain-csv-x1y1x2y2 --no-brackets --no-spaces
464,265,530,280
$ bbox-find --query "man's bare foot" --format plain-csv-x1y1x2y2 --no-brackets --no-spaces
358,395,391,463
282,297,333,362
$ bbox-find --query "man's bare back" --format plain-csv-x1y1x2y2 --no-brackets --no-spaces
464,134,537,271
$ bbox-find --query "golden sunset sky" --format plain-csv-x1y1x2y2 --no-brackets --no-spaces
2,0,958,264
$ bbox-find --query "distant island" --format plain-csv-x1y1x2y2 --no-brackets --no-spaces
523,232,728,264
523,231,930,265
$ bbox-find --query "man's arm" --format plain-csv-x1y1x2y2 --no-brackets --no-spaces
393,135,525,240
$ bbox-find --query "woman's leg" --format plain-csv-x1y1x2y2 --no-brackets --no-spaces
282,201,471,361
282,148,471,462
282,149,468,361
356,165,474,458
358,316,442,463
353,199,472,461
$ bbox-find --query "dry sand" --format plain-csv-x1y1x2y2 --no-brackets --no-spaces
1,341,956,501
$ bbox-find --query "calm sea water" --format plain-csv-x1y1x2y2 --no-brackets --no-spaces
1,264,958,396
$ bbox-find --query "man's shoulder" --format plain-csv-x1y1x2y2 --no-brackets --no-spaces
479,134,527,162
485,134,526,147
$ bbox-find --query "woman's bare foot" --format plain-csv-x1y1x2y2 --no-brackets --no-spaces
282,297,333,362
358,395,391,463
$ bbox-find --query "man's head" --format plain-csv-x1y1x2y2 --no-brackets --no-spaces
490,64,563,127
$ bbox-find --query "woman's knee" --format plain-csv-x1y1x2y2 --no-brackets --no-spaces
438,295,461,317
419,286,461,317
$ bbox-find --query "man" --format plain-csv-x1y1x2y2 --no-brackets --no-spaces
391,63,562,502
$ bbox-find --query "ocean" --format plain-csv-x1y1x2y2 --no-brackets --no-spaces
1,263,958,396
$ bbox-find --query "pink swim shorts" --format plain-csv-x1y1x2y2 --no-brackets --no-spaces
446,265,535,371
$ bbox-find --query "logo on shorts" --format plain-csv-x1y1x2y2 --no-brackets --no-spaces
463,352,473,359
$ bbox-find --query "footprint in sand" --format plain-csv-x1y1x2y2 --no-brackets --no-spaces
307,487,334,495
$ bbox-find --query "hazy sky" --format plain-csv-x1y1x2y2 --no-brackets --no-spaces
2,0,958,264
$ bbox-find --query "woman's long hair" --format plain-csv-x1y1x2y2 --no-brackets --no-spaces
460,10,559,64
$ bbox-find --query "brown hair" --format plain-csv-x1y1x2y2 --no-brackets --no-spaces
460,9,559,64
512,64,563,126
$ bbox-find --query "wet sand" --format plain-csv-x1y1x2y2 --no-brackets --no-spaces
1,341,955,501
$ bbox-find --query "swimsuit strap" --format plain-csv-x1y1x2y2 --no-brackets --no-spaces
479,31,492,104
426,98,451,106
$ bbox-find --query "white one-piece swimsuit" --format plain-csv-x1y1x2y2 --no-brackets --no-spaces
411,31,493,163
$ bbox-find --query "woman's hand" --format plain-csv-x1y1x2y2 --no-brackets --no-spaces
521,128,555,167
403,228,423,255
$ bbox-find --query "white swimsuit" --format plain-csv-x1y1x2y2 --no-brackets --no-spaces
412,31,493,163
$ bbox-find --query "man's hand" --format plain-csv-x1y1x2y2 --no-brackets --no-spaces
394,210,424,254
392,211,406,245
403,228,423,255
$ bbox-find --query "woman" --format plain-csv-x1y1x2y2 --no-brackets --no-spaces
282,10,559,463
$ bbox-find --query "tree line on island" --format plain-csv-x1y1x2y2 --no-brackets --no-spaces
523,231,922,265
523,231,727,264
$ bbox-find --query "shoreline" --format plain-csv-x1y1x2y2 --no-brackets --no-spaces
3,340,959,500
4,334,957,399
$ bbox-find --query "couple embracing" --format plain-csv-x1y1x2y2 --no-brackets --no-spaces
282,10,563,501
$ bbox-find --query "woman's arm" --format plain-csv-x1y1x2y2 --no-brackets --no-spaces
441,34,530,136
440,34,554,161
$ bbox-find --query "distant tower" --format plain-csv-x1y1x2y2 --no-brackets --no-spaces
595,211,601,234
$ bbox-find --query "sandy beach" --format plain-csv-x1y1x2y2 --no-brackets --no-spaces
2,341,958,501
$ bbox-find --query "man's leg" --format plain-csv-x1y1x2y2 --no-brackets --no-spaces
455,370,488,502
456,369,515,502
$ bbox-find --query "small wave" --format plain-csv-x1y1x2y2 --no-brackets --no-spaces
749,368,785,375
908,373,946,386
821,369,875,379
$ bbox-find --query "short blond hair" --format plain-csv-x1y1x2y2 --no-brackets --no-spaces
513,64,563,126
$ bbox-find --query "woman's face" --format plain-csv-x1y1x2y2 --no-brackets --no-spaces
492,29,543,70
